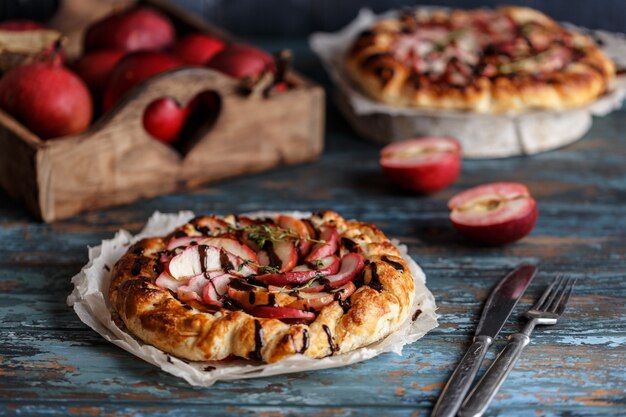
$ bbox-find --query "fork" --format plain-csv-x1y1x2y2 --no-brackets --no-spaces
458,276,577,417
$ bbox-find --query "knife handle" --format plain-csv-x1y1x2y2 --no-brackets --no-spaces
459,333,531,417
430,335,492,417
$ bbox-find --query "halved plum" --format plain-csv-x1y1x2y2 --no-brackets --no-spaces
301,253,364,292
287,282,356,311
276,215,313,256
255,255,339,286
248,306,316,322
305,226,339,262
380,136,461,193
448,182,538,246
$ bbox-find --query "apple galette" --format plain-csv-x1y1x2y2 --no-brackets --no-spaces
109,211,415,363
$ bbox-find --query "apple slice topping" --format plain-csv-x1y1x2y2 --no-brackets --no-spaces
287,282,356,311
155,271,189,292
305,226,339,262
448,182,538,245
168,245,222,279
176,272,222,302
301,253,365,292
248,306,316,323
202,273,235,306
276,215,313,257
168,244,256,279
255,255,339,286
380,136,461,193
167,236,257,264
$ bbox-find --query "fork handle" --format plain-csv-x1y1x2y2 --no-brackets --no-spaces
458,333,531,417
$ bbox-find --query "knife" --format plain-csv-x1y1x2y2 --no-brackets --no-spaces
430,264,537,417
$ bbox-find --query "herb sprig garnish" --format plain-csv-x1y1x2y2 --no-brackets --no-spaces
218,223,325,249
258,265,281,274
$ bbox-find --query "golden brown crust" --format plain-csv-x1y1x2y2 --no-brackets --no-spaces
108,211,415,363
345,6,616,113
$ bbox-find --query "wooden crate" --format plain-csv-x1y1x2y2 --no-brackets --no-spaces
0,0,325,222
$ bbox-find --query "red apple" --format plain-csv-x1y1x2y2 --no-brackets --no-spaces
102,51,183,111
305,226,339,262
287,282,356,311
174,33,225,65
168,245,222,279
0,62,92,139
73,49,125,95
380,136,462,193
448,182,538,246
206,43,274,79
256,255,339,286
142,97,190,144
84,7,175,53
248,306,316,322
176,271,223,302
0,20,45,31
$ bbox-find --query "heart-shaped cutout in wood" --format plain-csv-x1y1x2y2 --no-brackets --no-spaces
142,90,221,156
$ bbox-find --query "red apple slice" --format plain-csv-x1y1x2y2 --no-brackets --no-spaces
168,245,222,279
227,280,296,310
276,215,313,257
176,272,222,302
202,237,258,264
155,271,189,292
380,136,461,193
448,182,538,245
272,240,298,272
301,253,364,292
305,226,339,262
248,306,316,322
202,273,234,306
287,282,356,311
255,255,339,286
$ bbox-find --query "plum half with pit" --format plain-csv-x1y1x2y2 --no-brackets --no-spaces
448,182,538,246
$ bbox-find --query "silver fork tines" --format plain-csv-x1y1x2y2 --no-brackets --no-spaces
459,276,577,417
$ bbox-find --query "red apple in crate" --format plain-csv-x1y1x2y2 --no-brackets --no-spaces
380,137,461,193
448,182,538,246
142,98,191,144
102,51,183,111
84,7,175,53
174,33,225,65
0,62,92,139
0,20,45,31
73,49,125,95
207,43,274,79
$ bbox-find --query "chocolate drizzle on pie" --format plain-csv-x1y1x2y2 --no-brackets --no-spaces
323,324,337,355
341,237,358,253
249,320,264,361
368,262,383,292
381,256,404,272
299,329,310,354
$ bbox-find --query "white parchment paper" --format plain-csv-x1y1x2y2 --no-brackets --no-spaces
67,211,438,386
309,9,626,157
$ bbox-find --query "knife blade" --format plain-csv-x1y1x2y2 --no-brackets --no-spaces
430,264,537,417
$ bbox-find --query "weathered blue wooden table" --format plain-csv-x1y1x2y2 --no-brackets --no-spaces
1,39,625,417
